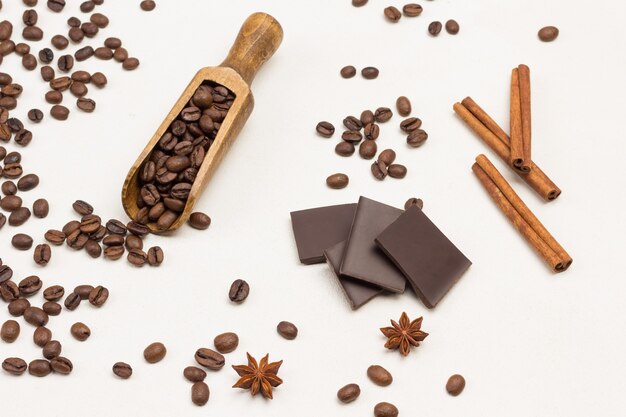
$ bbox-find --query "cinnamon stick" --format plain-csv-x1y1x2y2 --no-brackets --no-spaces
473,154,572,273
518,64,532,167
509,68,528,172
454,98,561,201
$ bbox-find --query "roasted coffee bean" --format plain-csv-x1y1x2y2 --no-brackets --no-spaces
42,301,61,316
67,17,81,28
14,129,32,146
104,37,122,49
0,181,12,195
19,276,42,296
146,246,163,266
12,233,33,250
50,105,69,120
361,67,379,79
0,21,12,41
140,0,156,11
195,348,224,370
114,47,128,62
71,82,88,97
229,279,250,303
50,357,72,374
163,197,185,212
384,6,402,22
3,164,23,181
94,46,112,60
88,285,108,307
343,116,362,131
0,40,14,56
359,140,377,159
156,210,177,230
80,1,95,12
367,365,393,386
335,141,355,157
396,96,411,117
66,230,88,249
374,402,399,417
1,320,20,342
16,173,38,191
122,57,140,70
1,280,19,301
64,292,80,310
446,374,466,395
184,366,207,383
127,220,149,236
342,130,362,143
19,52,34,67
7,298,29,316
113,362,132,379
192,382,210,406
71,70,91,82
404,197,424,211
214,332,239,353
127,249,147,267
28,359,51,377
104,245,124,260
8,207,30,226
125,235,142,251
43,340,61,359
24,306,48,326
403,3,423,17
388,164,407,179
377,149,395,166
43,285,64,301
277,321,298,340
81,22,98,38
538,26,559,42
28,108,44,123
75,46,94,61
407,129,428,147
2,357,27,375
428,21,443,36
58,54,74,72
74,285,94,300
375,107,393,123
165,155,191,172
32,199,49,218
73,200,93,215
68,27,83,42
91,71,107,87
105,219,127,236
41,66,55,82
33,326,51,347
446,19,460,35
2,84,23,97
47,0,65,12
0,264,12,283
84,239,101,258
71,322,90,341
45,230,65,245
352,0,368,6
188,212,211,230
371,160,388,180
0,96,17,110
400,117,422,132
340,65,356,78
34,244,52,265
23,26,43,41
337,383,361,403
80,214,101,233
363,123,380,140
90,13,109,28
360,110,374,126
51,35,69,50
7,118,24,132
144,342,167,363
326,173,349,189
316,121,335,138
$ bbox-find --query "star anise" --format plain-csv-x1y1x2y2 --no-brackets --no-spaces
380,312,428,356
232,353,283,399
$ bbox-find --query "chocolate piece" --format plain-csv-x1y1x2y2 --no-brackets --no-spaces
324,240,383,310
340,197,406,293
375,206,471,308
290,204,356,264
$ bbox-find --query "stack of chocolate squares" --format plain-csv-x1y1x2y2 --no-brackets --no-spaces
290,197,472,310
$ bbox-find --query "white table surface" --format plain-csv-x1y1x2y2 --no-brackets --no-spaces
0,0,624,416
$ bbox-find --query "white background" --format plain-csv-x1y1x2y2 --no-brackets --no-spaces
0,0,624,416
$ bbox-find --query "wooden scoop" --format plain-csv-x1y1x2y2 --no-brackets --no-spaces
122,12,283,233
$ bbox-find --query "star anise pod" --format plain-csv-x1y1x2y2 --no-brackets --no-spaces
232,353,283,399
380,312,428,356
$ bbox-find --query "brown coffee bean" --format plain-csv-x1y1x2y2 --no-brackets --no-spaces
213,332,239,354
70,81,88,97
371,160,388,180
0,96,17,110
19,275,42,296
72,200,93,215
74,285,94,300
2,357,27,375
28,108,44,123
1,280,19,302
22,54,37,70
363,123,380,140
229,279,249,303
50,357,72,374
340,65,356,78
407,129,428,147
191,381,210,406
42,301,61,316
127,221,149,236
71,70,91,83
374,402,399,417
90,13,109,28
538,26,559,42
384,6,401,22
342,130,362,143
7,299,28,316
88,285,108,307
360,110,374,125
94,46,113,60
343,116,362,131
403,3,423,17
41,66,55,82
16,173,38,191
367,365,393,386
337,383,360,403
335,141,355,157
58,54,74,72
446,19,460,35
147,246,164,266
113,362,132,379
80,22,98,38
64,292,80,310
32,199,49,218
80,214,101,233
33,326,51,347
67,17,81,28
3,164,23,180
51,35,69,50
47,0,66,12
1,180,15,195
144,342,167,363
0,40,14,56
80,1,95,13
50,105,69,120
352,0,368,6
396,96,411,117
84,240,101,258
277,321,298,340
1,319,20,342
127,249,147,267
326,173,349,189
361,67,379,79
124,235,142,251
400,117,422,132
446,374,465,396
140,0,156,11
122,57,140,70
23,26,43,41
44,230,65,246
43,340,61,359
112,46,128,62
28,359,51,377
91,70,107,86
195,348,225,370
404,197,424,210
0,264,12,283
74,46,94,62
378,149,396,165
24,306,48,326
0,21,12,41
359,140,377,159
2,84,23,97
12,233,33,250
375,107,393,123
429,21,443,36
388,164,407,179
43,285,64,301
33,244,52,266
188,212,211,230
104,37,121,49
70,322,90,341
184,366,207,383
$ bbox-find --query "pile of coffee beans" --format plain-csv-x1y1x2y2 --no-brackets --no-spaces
42,199,164,267
134,81,233,231
317,96,429,188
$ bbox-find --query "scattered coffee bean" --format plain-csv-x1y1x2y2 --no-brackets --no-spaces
28,359,51,377
74,46,94,61
191,381,210,406
104,37,122,49
361,67,379,79
403,3,423,17
343,116,362,131
214,332,239,354
277,321,298,340
538,26,559,42
24,306,48,326
374,402,399,417
91,71,107,87
15,43,30,56
50,357,72,374
127,249,147,266
1,281,19,302
371,161,387,180
1,181,16,195
446,374,465,396
23,26,43,41
94,47,113,60
11,233,33,250
67,17,81,28
400,117,422,132
229,279,249,303
0,21,12,41
342,130,362,143
140,0,156,11
85,240,102,258
80,1,95,13
360,110,374,125
88,285,108,307
5,298,26,316
326,173,349,189
45,230,65,245
0,264,12,283
367,365,393,386
47,0,66,12
144,342,167,363
404,197,424,210
34,244,52,266
51,35,69,50
335,141,355,157
378,149,396,165
147,246,163,266
33,199,49,218
58,54,74,72
72,200,93,215
19,275,42,296
125,234,142,251
2,357,27,375
188,212,211,230
43,340,62,359
113,47,128,62
90,13,109,28
113,362,133,379
184,366,206,382
71,81,88,97
1,195,22,211
195,348,225,370
352,0,368,6
122,57,140,70
43,285,64,301
407,129,428,147
1,319,20,342
27,108,44,123
42,301,61,316
50,105,69,120
388,164,407,178
359,140,377,159
384,6,402,22
340,65,356,79
428,21,443,36
81,22,98,38
71,322,91,341
375,107,393,123
446,19,460,35
363,123,380,140
64,292,80,310
396,96,411,117
337,383,360,403
33,326,51,347
17,173,38,191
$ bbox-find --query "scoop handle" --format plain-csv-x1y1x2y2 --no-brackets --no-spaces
221,12,283,85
